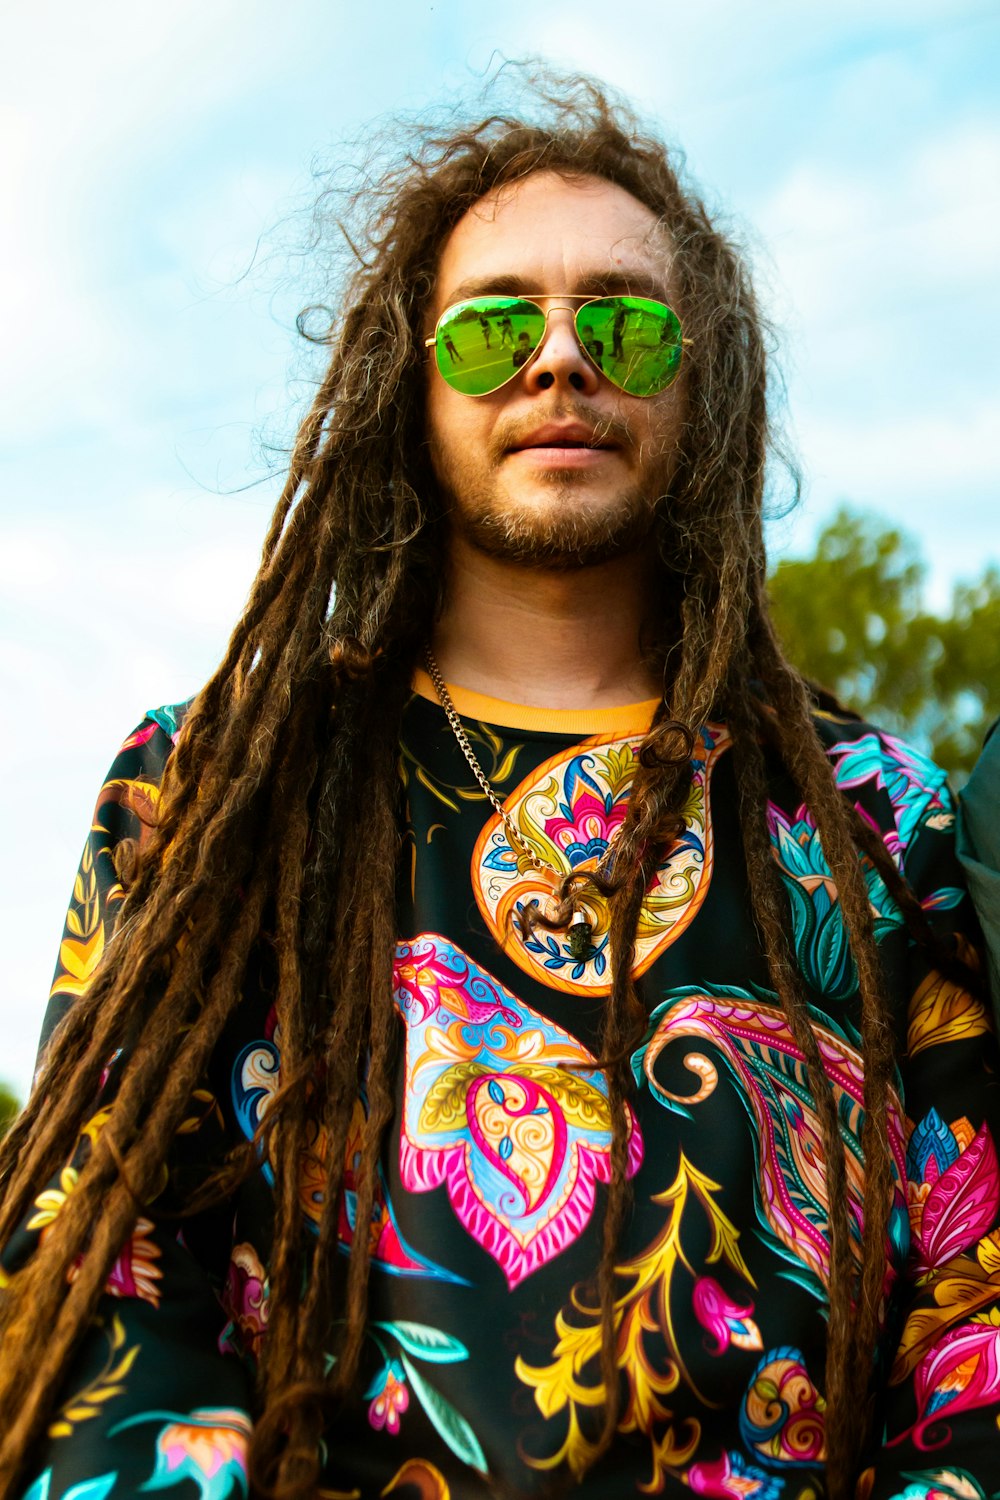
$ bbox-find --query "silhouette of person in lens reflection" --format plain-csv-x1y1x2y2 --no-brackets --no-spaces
581,323,604,370
612,304,627,360
511,331,534,368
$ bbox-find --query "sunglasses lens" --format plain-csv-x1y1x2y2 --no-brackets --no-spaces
578,297,683,396
434,297,546,396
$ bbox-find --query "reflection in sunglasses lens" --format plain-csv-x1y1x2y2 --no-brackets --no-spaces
435,295,682,398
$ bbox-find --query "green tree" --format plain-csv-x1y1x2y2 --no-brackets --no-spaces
768,507,1000,779
0,1082,19,1139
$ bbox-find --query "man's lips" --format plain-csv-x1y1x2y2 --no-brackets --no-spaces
507,421,617,454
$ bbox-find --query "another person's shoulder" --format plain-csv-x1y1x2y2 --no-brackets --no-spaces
960,719,1000,844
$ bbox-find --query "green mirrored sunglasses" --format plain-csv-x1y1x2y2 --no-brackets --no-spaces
424,293,686,398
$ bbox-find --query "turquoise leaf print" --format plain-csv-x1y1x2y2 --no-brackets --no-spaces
399,1353,489,1474
21,1478,117,1500
65,1482,118,1500
375,1320,469,1364
827,731,952,859
767,801,903,1004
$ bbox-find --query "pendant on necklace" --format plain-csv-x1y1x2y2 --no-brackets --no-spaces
566,907,593,961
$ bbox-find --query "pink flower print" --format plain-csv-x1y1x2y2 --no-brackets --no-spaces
687,1451,779,1500
109,1408,252,1500
394,941,520,1027
104,1216,163,1308
911,1120,1000,1272
692,1276,763,1356
157,1419,248,1487
887,1322,1000,1451
367,1359,410,1434
544,782,628,868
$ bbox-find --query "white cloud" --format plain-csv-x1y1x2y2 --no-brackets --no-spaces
797,397,1000,501
758,121,1000,320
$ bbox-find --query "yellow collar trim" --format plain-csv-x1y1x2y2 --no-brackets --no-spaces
412,667,659,735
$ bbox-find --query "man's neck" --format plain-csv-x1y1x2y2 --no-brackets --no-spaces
431,538,663,710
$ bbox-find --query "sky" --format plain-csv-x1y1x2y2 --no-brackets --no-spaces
2,0,998,1098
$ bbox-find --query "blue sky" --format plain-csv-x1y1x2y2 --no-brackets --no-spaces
2,1,998,1096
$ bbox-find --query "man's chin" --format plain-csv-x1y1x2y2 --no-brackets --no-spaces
452,495,657,570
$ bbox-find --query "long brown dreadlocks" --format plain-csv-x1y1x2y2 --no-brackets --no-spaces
0,70,949,1500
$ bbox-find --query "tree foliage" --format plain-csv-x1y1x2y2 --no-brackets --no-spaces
0,1083,19,1140
768,507,1000,780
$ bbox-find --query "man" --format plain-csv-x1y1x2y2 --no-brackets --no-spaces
510,329,535,368
580,321,604,370
2,78,999,1500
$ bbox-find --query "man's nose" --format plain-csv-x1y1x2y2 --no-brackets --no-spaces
520,307,601,396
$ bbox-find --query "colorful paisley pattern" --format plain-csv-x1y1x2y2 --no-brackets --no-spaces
10,691,1000,1500
739,1348,826,1468
471,723,730,994
229,1010,463,1287
393,934,642,1286
633,985,909,1295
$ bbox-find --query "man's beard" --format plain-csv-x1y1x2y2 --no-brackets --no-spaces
448,472,661,570
433,402,673,571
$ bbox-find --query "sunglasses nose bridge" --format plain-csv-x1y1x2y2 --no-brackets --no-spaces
531,301,589,360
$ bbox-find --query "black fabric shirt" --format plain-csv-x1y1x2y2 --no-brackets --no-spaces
10,676,1000,1500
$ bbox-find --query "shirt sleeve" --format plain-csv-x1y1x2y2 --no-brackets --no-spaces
5,711,256,1500
857,742,1000,1500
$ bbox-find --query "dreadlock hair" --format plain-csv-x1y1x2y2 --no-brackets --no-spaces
0,66,926,1499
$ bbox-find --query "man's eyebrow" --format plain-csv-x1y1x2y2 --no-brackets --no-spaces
442,269,672,305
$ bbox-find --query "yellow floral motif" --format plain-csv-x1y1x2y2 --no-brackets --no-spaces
48,1313,140,1438
907,969,989,1058
51,834,107,1001
380,1459,451,1498
420,1062,610,1137
25,1111,131,1251
516,1152,752,1485
82,1108,112,1147
51,778,161,1002
27,1166,80,1234
891,1254,1000,1383
401,718,525,815
177,1086,224,1136
65,840,101,942
977,1231,1000,1276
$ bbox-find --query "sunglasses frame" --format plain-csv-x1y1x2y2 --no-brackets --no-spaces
424,292,689,398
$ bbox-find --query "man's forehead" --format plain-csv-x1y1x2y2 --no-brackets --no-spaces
432,171,673,308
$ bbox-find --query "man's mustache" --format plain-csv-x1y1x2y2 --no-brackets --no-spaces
489,404,634,461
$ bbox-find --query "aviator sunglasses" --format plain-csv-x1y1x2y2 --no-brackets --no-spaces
425,293,686,399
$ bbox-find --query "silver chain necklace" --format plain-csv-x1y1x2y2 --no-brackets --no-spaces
422,648,598,960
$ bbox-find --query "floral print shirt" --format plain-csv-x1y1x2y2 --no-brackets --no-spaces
8,673,1000,1500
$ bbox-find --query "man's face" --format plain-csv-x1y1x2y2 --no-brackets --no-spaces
425,171,687,568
